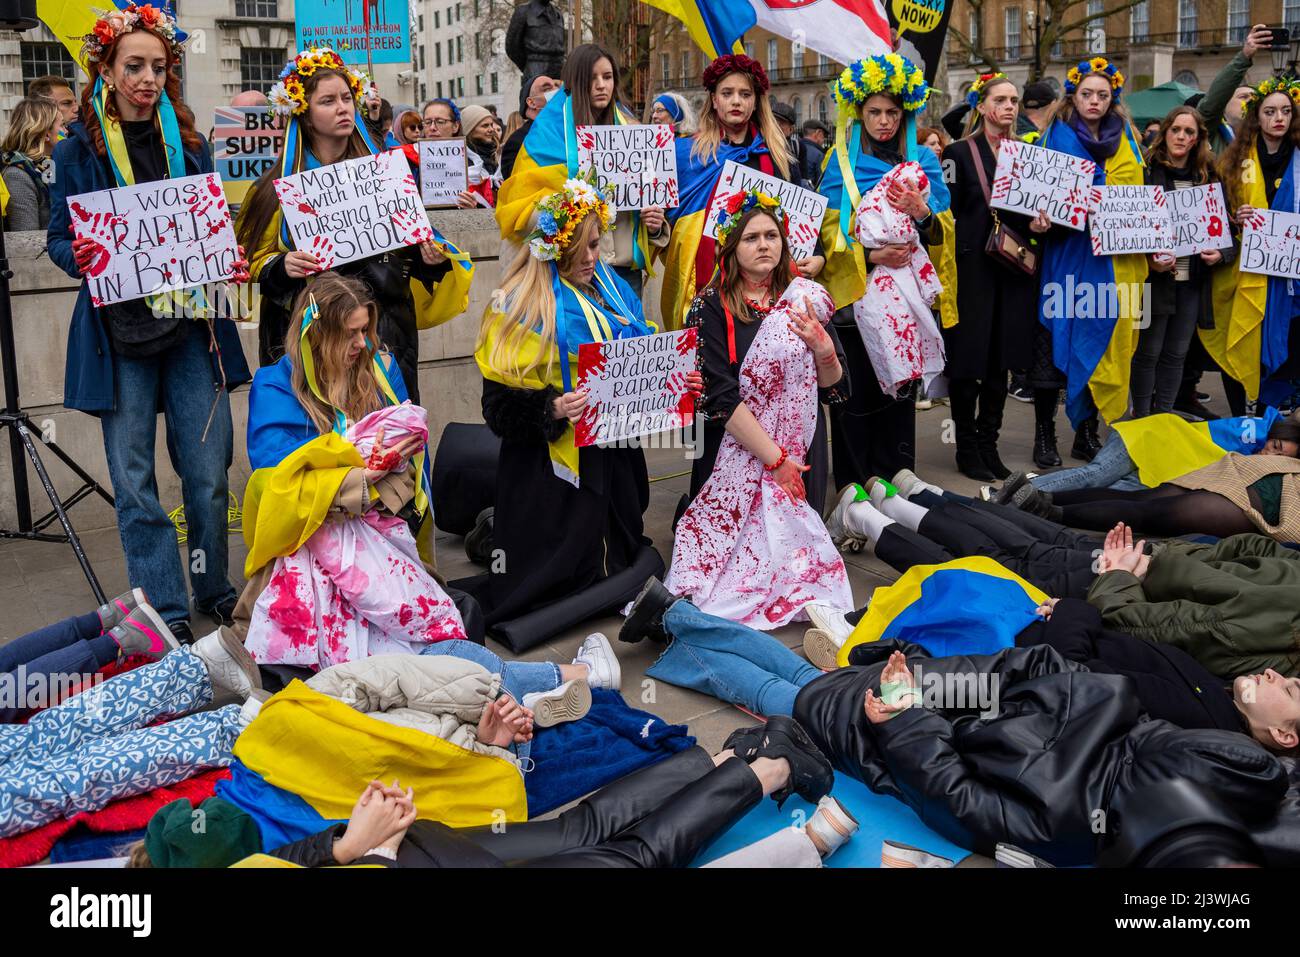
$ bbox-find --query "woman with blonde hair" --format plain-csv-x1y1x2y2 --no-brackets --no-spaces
1,97,63,230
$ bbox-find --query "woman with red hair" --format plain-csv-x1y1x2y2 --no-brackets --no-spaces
46,4,251,645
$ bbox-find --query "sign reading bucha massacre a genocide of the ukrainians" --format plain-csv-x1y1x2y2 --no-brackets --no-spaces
1239,207,1300,280
1166,182,1234,258
1088,185,1172,256
573,328,698,448
575,124,679,211
990,139,1095,230
213,107,285,206
66,172,240,307
274,149,432,270
418,138,469,207
705,161,828,258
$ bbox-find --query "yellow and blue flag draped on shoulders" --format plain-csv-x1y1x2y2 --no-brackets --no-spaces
837,557,1049,667
496,91,652,269
476,261,655,487
638,0,752,59
1209,143,1297,401
1112,408,1283,488
1038,118,1148,428
215,680,527,850
818,118,952,312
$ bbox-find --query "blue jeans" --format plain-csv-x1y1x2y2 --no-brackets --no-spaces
0,613,119,722
420,639,562,763
646,601,820,717
100,320,237,624
1030,434,1146,494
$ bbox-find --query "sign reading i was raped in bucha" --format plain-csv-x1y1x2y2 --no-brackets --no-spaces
1167,182,1234,257
66,172,239,307
1239,207,1300,280
575,124,679,210
705,161,828,258
274,149,432,270
1088,185,1172,256
573,328,698,448
990,138,1095,230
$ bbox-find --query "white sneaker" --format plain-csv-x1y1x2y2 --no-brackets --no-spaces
573,633,621,691
522,679,592,728
803,629,846,671
805,796,859,860
237,690,270,729
824,484,866,550
191,629,261,702
802,601,855,644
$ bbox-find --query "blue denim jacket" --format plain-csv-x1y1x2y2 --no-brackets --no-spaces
46,120,252,414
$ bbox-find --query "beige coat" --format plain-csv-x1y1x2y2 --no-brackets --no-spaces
1172,452,1300,542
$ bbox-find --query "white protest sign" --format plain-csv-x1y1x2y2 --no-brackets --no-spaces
575,124,679,210
1088,185,1173,255
418,138,469,207
990,139,1095,231
573,328,697,448
1166,182,1234,257
274,148,431,270
67,172,239,307
705,161,828,258
1239,207,1300,280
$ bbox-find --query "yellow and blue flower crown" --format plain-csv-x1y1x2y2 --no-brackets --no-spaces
527,170,615,262
268,47,370,117
832,54,930,115
1244,76,1300,116
966,72,1009,109
1065,57,1124,98
714,190,788,246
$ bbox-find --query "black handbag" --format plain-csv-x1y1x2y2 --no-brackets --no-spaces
967,138,1039,276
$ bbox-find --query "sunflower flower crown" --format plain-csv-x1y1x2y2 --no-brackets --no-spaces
527,171,615,262
714,190,789,246
966,72,1009,109
1065,57,1125,98
268,48,370,117
1244,76,1300,115
82,3,186,63
832,54,930,115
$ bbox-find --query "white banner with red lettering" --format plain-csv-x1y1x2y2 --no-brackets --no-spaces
573,329,697,447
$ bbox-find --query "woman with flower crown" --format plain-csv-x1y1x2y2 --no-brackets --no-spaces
817,53,951,487
235,47,473,402
1214,77,1300,410
472,177,699,649
664,192,852,629
1032,58,1147,467
941,73,1050,481
46,4,252,644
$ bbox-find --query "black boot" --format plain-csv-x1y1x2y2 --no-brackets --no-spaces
723,715,835,808
975,379,1011,479
1033,420,1061,469
1071,417,1103,462
464,507,494,566
950,378,995,480
618,576,679,644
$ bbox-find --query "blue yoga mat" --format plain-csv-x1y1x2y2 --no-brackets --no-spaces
692,771,970,868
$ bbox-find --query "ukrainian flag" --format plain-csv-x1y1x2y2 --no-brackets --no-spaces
638,0,754,60
1111,408,1283,488
215,680,527,849
1037,118,1148,427
837,557,1048,667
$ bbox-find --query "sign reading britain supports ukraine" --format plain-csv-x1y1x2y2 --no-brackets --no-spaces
295,0,410,65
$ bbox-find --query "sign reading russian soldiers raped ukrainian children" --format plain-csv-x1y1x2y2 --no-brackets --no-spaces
419,138,469,207
575,124,679,210
990,139,1095,230
1166,182,1234,258
705,161,828,258
1088,185,1173,255
1238,207,1300,280
573,328,698,447
214,107,285,205
67,172,239,307
274,149,432,270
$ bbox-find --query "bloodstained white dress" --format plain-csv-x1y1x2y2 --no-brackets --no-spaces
664,277,853,629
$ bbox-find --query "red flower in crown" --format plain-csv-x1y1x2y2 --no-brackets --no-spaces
702,53,769,93
136,4,162,26
725,191,747,214
93,20,116,44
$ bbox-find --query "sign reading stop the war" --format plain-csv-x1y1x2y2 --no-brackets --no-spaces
1166,182,1233,258
575,124,679,211
704,161,828,258
573,328,697,447
990,138,1095,231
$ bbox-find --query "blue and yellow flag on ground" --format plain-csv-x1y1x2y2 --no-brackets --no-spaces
837,557,1048,667
1038,119,1148,428
639,0,752,59
1112,408,1282,488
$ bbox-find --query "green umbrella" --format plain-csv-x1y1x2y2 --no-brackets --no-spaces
1123,81,1204,127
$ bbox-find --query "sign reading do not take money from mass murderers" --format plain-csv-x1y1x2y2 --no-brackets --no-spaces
575,124,679,211
1088,185,1172,256
274,149,432,270
705,161,828,259
1239,207,1300,280
67,172,240,307
573,328,697,448
990,139,1095,231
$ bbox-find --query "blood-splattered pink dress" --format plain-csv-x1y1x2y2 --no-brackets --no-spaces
664,278,853,629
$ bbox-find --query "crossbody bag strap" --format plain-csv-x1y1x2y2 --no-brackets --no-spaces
967,137,999,225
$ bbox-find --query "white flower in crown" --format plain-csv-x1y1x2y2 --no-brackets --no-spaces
266,81,295,116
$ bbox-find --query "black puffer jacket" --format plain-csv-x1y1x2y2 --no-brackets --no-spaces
794,640,1287,866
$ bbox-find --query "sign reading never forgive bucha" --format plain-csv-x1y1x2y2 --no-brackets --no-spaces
66,172,240,307
575,124,679,210
573,329,697,447
1088,185,1172,255
1239,207,1300,280
990,139,1095,230
274,149,432,270
704,161,828,258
